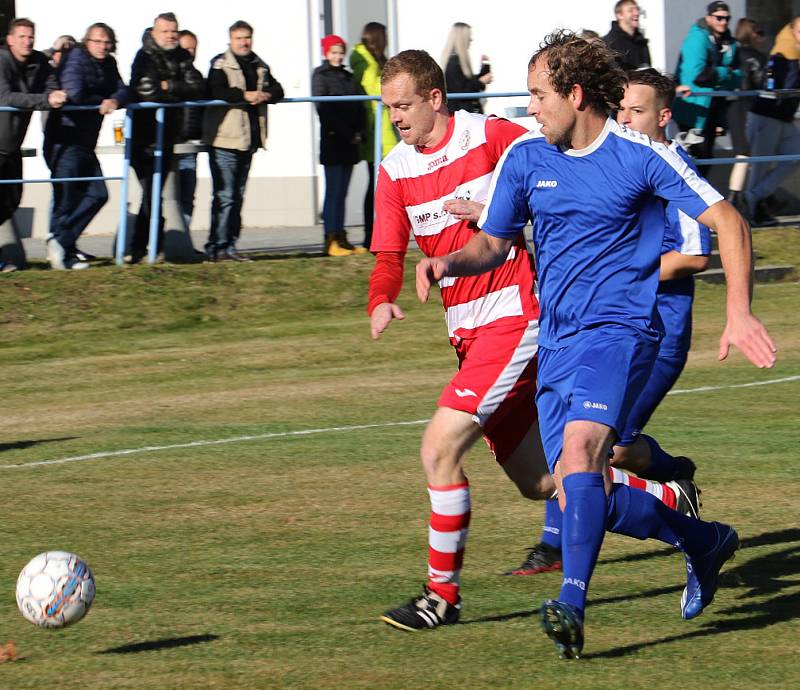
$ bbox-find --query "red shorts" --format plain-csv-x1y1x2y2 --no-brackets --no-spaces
437,320,539,464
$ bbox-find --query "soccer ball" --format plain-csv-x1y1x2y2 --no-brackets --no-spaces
15,551,95,628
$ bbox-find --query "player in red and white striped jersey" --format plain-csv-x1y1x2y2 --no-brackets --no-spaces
370,50,689,633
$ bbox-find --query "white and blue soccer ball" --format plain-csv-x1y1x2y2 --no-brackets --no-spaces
15,551,95,628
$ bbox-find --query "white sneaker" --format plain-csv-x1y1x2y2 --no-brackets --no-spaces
46,235,66,270
66,258,90,270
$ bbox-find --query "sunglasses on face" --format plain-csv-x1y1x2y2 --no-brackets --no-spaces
711,14,731,21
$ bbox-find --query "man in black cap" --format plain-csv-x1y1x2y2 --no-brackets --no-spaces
672,2,742,173
603,1,651,71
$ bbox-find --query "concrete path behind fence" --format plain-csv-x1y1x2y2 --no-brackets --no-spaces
20,225,369,261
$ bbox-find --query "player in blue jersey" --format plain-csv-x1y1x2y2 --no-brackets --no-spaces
416,31,776,659
506,68,711,577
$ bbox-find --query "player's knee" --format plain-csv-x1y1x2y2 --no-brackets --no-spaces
560,431,604,474
420,438,460,480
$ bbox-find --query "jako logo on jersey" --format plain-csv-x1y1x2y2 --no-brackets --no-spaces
563,577,586,590
454,388,478,398
582,400,608,411
536,180,558,188
427,154,449,171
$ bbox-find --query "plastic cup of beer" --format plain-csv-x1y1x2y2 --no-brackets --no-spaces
113,118,124,144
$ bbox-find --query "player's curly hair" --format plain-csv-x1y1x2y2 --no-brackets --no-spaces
529,30,626,115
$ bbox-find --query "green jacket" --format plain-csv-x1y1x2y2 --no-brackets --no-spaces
349,43,397,161
672,19,741,130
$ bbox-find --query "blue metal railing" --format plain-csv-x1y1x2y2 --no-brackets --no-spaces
2,87,798,265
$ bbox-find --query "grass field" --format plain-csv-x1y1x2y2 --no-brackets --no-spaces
0,229,799,689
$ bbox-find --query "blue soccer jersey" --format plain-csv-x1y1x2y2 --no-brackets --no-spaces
479,118,723,349
656,141,713,357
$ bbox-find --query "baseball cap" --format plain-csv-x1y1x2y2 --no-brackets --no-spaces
706,2,730,14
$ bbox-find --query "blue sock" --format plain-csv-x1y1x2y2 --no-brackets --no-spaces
639,434,680,482
558,473,607,615
606,483,718,555
540,499,563,550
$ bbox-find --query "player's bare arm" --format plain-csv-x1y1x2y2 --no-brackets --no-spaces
442,199,485,222
659,251,709,281
696,200,777,368
415,232,514,303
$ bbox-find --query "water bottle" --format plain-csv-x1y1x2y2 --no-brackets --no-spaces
765,57,775,90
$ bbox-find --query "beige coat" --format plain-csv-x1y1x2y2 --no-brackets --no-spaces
203,49,271,151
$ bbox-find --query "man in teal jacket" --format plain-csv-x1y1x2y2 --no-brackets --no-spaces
672,1,741,173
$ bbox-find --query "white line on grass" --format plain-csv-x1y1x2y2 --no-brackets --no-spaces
2,375,798,471
667,374,800,396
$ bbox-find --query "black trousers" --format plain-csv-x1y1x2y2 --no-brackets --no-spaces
131,146,174,254
0,150,23,226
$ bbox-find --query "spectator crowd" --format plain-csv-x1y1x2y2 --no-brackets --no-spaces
0,2,799,273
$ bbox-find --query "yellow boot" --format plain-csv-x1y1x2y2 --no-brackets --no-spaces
337,231,368,254
325,234,354,257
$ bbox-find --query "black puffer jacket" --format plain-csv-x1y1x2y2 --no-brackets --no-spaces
311,61,365,165
0,47,57,153
603,21,651,70
129,29,204,145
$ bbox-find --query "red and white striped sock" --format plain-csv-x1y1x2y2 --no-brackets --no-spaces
427,482,471,605
609,467,677,510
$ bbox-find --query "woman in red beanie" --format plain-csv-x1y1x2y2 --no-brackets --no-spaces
311,34,367,256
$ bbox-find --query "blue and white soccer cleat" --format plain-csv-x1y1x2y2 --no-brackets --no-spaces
540,599,584,659
681,522,739,620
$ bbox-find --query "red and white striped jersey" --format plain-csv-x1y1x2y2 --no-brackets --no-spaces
371,110,539,339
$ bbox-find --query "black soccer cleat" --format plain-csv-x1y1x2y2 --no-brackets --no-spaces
380,585,461,631
668,478,702,519
540,599,584,659
503,542,562,576
672,456,697,481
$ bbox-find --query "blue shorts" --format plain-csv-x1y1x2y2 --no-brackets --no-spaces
536,327,659,471
617,351,688,445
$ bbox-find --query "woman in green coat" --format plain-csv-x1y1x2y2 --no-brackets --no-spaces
349,22,398,250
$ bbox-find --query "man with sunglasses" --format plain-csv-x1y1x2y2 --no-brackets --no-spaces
673,1,742,173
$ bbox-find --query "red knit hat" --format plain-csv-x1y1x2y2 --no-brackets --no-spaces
321,34,346,55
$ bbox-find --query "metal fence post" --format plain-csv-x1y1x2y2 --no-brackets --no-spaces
373,99,383,194
148,106,166,264
115,110,133,266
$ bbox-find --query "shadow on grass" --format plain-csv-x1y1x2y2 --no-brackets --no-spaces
588,535,800,658
0,437,77,453
462,528,800,636
98,634,218,655
599,528,800,566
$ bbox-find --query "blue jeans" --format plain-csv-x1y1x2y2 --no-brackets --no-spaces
322,164,354,237
45,143,108,251
177,152,197,228
745,113,800,207
208,147,253,251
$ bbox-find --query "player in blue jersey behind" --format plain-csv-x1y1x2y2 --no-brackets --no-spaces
416,31,776,659
506,67,712,578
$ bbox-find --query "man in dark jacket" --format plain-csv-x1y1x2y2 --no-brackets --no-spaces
743,17,800,224
176,29,201,228
128,12,204,263
603,0,651,70
43,22,128,269
0,17,66,271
